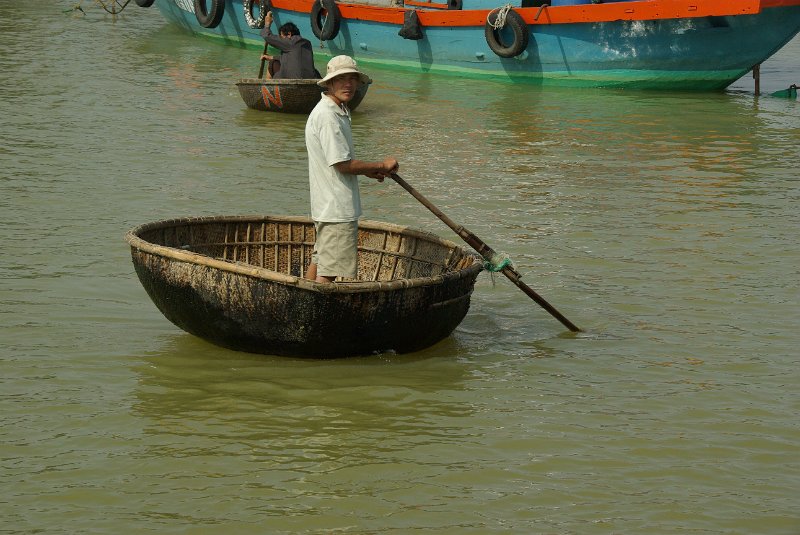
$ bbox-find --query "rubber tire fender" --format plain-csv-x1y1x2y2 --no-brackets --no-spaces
194,0,225,28
135,0,156,6
244,0,270,29
485,8,528,58
310,0,341,41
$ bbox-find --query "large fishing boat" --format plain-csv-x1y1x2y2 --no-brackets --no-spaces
135,0,800,89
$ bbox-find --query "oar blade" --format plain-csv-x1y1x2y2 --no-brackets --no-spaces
390,173,581,332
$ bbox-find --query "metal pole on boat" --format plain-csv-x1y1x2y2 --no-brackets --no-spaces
390,173,581,333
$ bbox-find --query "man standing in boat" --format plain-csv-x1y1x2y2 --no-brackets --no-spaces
260,11,320,79
304,56,399,283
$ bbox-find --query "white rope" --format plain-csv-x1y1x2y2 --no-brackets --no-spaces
489,4,513,30
318,0,329,41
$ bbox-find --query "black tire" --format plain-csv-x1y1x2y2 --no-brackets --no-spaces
485,8,528,58
135,0,156,6
244,0,270,29
310,0,341,41
194,0,225,28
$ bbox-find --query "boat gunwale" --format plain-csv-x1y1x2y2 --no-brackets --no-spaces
235,79,371,112
236,78,373,86
125,215,484,294
235,78,323,87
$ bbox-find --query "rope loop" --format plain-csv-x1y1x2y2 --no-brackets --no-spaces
489,4,513,30
95,0,133,14
484,253,512,272
64,3,85,13
66,0,133,14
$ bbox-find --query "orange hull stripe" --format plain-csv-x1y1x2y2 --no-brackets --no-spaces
404,0,451,9
761,0,800,6
270,0,800,27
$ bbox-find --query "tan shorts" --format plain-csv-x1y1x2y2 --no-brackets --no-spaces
312,221,358,278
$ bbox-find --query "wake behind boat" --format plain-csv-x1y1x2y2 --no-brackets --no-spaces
236,77,370,113
135,0,800,90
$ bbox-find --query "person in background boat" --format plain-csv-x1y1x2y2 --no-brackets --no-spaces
304,55,399,283
260,11,320,79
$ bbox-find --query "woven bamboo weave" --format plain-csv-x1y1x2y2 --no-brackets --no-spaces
125,215,483,357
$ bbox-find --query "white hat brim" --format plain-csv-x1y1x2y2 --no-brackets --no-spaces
317,68,372,87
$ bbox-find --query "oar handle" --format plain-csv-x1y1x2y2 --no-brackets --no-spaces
257,41,269,79
390,173,581,332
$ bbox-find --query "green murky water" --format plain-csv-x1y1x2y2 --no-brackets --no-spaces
2,3,799,533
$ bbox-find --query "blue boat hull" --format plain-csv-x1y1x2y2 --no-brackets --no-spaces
152,0,800,89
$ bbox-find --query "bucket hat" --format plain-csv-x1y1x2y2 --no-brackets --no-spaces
317,55,372,87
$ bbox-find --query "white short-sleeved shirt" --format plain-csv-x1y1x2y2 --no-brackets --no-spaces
305,95,360,223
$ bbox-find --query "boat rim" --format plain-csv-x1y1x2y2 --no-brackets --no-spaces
125,215,483,294
236,78,323,85
235,78,373,85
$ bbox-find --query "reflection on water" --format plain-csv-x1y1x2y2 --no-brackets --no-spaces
132,335,473,435
126,338,482,526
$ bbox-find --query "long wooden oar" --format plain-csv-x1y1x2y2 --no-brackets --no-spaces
257,41,269,79
390,173,581,332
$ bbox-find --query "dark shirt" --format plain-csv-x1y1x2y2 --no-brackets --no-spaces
260,27,320,79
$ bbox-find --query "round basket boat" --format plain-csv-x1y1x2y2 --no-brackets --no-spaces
125,215,483,358
236,78,370,114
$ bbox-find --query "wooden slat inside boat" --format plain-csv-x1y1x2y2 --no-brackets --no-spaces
125,215,483,358
236,79,370,114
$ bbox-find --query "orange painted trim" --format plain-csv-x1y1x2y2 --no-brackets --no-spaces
270,0,791,28
339,4,407,23
404,0,450,10
760,0,800,6
522,0,760,26
270,0,406,23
